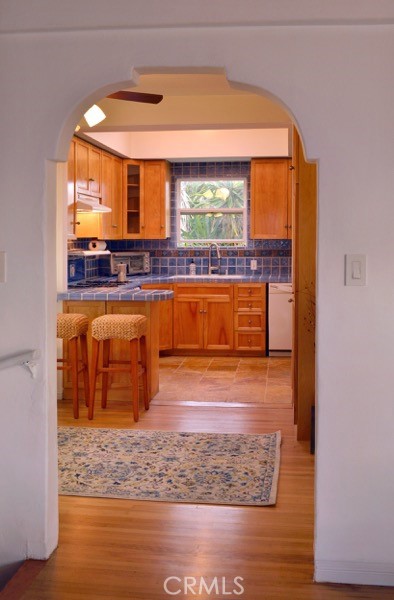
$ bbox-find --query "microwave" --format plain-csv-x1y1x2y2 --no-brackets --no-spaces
110,252,150,276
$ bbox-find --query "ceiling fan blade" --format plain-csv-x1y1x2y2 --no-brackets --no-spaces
107,91,163,104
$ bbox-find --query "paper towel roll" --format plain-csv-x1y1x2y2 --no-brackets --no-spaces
88,240,107,251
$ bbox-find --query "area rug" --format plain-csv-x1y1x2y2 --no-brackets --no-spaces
58,427,281,506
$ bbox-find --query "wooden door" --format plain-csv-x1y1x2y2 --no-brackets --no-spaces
143,161,170,239
292,128,317,441
101,153,122,239
204,296,233,350
75,139,89,194
88,145,101,195
250,158,291,239
173,298,204,350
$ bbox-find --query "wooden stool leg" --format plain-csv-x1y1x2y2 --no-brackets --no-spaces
139,334,150,411
101,339,110,409
88,337,100,420
69,337,79,419
80,333,90,408
130,338,139,422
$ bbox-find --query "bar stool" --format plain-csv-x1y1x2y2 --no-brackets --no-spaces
57,313,90,419
89,314,149,422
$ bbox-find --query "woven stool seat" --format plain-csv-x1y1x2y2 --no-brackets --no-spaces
57,313,89,340
92,314,147,341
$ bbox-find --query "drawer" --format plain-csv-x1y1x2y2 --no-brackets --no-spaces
236,298,264,312
175,284,232,298
234,332,266,351
235,313,264,330
235,284,265,298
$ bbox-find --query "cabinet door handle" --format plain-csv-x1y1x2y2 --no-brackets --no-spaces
88,178,95,182
112,224,118,228
199,309,204,313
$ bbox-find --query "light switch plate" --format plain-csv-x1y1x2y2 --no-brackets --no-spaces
345,254,366,286
0,251,6,283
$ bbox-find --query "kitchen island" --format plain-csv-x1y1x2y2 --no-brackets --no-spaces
58,283,174,407
57,273,291,407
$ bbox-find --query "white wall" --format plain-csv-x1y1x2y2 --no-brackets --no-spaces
1,1,394,588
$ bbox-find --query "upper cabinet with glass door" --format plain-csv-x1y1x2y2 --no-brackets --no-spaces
122,159,170,239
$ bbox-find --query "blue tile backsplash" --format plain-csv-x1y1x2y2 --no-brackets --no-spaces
68,161,291,279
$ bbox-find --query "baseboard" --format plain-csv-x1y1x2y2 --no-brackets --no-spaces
315,560,394,586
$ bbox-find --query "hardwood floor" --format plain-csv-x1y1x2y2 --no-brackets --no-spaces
5,359,393,599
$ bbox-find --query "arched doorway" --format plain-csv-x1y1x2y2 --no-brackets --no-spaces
51,70,318,596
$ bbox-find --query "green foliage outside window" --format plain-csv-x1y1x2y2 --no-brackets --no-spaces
178,179,246,244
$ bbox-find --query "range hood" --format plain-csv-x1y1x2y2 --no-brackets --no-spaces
76,193,112,213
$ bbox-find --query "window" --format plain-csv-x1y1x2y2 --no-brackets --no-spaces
177,178,247,245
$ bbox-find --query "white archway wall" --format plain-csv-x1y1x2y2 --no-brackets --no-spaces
1,20,394,587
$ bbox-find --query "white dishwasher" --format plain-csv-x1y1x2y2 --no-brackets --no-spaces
268,283,293,354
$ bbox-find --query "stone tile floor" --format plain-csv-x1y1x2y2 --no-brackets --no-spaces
153,355,292,406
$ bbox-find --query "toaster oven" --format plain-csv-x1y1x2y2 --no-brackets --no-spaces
110,252,150,276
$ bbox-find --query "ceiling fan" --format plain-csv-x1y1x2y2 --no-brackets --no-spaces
82,91,163,127
106,91,163,104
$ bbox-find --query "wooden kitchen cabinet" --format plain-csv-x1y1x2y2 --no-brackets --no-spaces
75,138,102,197
122,159,170,239
141,284,174,350
143,160,171,238
234,284,266,352
68,137,119,239
173,284,233,351
122,160,144,238
250,158,292,239
101,152,122,239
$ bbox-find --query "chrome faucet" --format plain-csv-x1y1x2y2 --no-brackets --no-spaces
208,243,221,275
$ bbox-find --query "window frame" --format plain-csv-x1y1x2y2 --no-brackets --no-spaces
176,177,248,246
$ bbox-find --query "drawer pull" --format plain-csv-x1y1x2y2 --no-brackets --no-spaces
248,319,252,325
248,303,252,308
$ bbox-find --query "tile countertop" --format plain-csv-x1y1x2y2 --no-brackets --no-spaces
57,274,291,302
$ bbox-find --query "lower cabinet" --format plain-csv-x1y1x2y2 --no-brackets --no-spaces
173,284,233,351
234,284,266,352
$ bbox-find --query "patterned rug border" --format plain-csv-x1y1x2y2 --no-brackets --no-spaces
58,427,281,506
